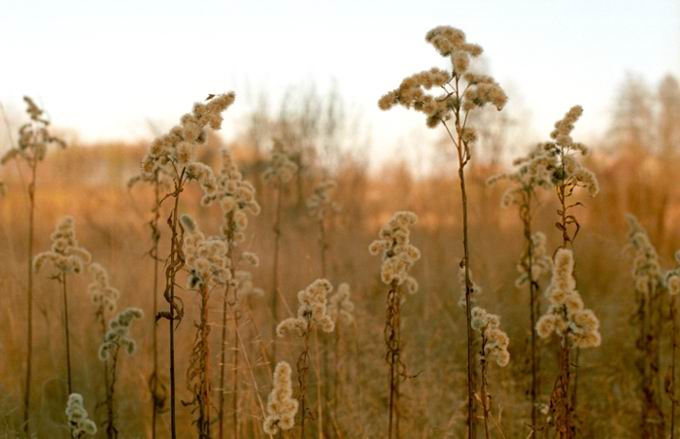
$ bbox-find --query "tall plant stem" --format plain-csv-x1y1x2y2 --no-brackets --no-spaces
218,281,231,439
297,328,312,439
106,349,120,439
385,281,401,439
319,217,332,437
313,329,324,439
164,173,186,439
520,197,540,433
671,295,677,439
23,160,37,434
232,305,240,439
480,337,490,439
271,186,283,364
62,273,73,395
443,96,476,437
151,178,160,438
218,217,235,439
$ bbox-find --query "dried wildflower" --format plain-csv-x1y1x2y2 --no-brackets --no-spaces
263,140,298,185
514,232,552,288
65,393,97,438
368,211,421,291
263,361,299,435
87,263,120,314
471,306,510,367
1,97,65,166
625,214,663,294
181,214,231,288
199,149,261,245
307,178,340,220
626,214,671,436
536,249,601,348
141,93,235,178
379,26,506,129
277,279,335,337
98,307,144,361
328,282,355,325
34,216,91,275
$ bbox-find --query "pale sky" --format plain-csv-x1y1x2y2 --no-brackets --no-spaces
2,0,679,163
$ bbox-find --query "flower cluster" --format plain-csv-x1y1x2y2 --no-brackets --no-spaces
368,211,421,294
65,393,97,438
199,149,261,244
1,96,65,166
306,178,340,220
263,361,299,435
535,249,601,348
181,214,231,288
87,263,120,314
328,282,355,325
263,140,298,185
34,216,91,276
487,144,556,208
625,214,663,295
542,106,599,197
140,93,235,179
471,307,510,367
378,26,507,128
514,232,553,288
98,307,143,361
277,279,335,337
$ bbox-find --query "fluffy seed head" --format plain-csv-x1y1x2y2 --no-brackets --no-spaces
263,361,299,435
34,216,91,276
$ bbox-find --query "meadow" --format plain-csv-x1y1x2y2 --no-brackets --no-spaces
1,25,680,439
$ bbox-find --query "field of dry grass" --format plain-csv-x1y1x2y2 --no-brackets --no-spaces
2,25,680,439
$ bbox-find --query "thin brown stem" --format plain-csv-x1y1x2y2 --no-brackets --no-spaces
443,99,476,438
480,336,490,439
520,195,540,434
62,273,73,395
106,347,120,439
271,186,283,364
151,175,161,439
23,159,37,434
385,281,401,439
297,327,312,439
670,296,677,439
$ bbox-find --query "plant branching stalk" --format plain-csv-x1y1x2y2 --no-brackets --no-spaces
23,159,37,434
442,78,476,437
671,295,677,439
385,280,401,439
150,175,161,439
520,196,540,433
297,326,312,439
161,173,186,439
314,329,324,439
271,186,283,363
189,282,212,439
480,336,491,439
218,214,237,439
551,152,579,438
105,347,120,439
62,272,73,395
